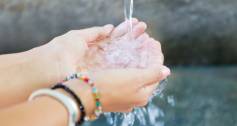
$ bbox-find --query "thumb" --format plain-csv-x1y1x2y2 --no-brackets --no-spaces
136,65,171,87
94,66,170,89
79,24,114,42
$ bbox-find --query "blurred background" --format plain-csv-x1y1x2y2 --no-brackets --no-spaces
0,0,237,126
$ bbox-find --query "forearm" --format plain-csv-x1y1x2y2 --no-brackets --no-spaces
0,46,70,108
0,96,72,126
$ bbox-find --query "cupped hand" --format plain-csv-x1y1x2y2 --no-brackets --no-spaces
65,65,170,115
41,25,114,80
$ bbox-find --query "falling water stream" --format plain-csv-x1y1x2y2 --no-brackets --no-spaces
124,0,134,38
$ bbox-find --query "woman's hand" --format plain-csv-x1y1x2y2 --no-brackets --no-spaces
38,24,114,81
65,65,170,115
0,24,115,108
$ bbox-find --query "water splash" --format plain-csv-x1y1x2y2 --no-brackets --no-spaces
98,79,174,126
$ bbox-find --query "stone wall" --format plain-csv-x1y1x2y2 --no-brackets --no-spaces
0,0,237,65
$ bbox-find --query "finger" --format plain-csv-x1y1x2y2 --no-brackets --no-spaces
120,108,133,113
136,65,170,87
107,108,133,113
111,18,139,39
124,22,147,39
157,66,171,81
94,66,170,88
135,84,157,107
150,38,162,51
143,84,158,97
77,24,114,42
136,33,149,42
147,38,164,64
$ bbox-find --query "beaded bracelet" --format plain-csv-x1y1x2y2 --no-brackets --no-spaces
64,72,103,121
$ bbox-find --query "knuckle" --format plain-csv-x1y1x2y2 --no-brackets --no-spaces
156,42,162,51
156,41,161,47
134,93,150,107
52,35,63,42
137,98,149,107
67,30,74,34
52,36,60,41
67,30,80,35
135,75,144,84
160,54,164,63
91,26,101,32
121,108,133,113
125,108,133,113
92,26,100,29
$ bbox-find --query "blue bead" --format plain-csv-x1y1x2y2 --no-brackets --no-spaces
92,87,97,93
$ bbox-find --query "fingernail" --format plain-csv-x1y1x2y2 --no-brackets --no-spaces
131,18,139,22
139,22,147,29
161,66,171,77
103,24,114,35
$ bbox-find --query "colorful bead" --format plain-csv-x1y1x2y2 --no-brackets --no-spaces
95,94,100,99
84,114,97,121
96,101,101,107
92,87,97,93
83,77,89,83
95,109,102,116
76,73,82,78
63,72,103,121
88,80,93,84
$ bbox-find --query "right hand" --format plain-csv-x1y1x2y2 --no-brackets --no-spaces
65,66,170,114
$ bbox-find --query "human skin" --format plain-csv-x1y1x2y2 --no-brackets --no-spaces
0,19,170,126
0,24,114,108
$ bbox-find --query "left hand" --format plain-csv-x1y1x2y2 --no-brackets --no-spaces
37,25,114,81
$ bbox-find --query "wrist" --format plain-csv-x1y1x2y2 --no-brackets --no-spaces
65,79,96,116
28,44,77,85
